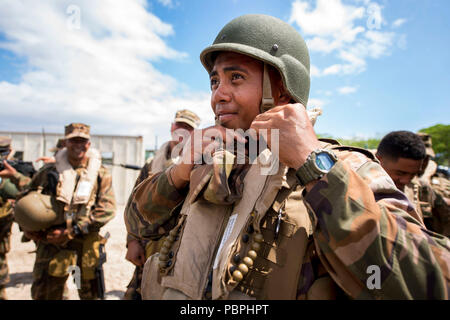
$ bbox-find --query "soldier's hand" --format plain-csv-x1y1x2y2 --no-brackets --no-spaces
250,103,320,170
126,239,146,266
170,125,246,189
0,160,17,178
35,156,55,164
46,227,70,245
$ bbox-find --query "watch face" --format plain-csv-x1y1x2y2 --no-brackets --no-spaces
315,152,335,171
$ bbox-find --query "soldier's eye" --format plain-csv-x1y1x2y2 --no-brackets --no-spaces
210,78,219,89
231,73,244,81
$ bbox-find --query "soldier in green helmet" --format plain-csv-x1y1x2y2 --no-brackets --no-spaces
131,14,449,300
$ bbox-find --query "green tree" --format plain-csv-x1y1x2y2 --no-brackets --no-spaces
419,124,450,166
317,134,380,150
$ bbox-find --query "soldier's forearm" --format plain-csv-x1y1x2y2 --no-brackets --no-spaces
134,169,187,225
304,160,450,299
9,171,32,191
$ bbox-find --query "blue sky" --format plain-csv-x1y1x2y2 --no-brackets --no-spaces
0,0,449,149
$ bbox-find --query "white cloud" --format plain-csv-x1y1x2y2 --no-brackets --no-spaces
157,0,177,8
392,18,407,28
0,0,213,149
289,0,402,76
289,0,365,36
310,64,322,77
307,98,326,109
337,86,357,95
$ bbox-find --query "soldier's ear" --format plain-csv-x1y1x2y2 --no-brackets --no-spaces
278,86,292,104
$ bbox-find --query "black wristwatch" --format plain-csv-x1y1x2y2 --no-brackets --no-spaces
295,149,338,186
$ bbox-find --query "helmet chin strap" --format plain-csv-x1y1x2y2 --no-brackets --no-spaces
260,63,275,113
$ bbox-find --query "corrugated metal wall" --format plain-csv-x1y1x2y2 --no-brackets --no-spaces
0,131,144,205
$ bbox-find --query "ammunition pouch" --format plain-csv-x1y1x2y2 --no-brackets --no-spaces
141,253,166,300
81,232,102,280
144,237,166,260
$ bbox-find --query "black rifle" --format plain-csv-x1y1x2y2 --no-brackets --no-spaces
0,159,36,178
95,231,110,300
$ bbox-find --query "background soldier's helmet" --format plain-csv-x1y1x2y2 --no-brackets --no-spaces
200,14,310,107
14,192,64,231
417,132,435,158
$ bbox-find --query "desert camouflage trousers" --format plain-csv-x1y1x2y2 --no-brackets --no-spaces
0,214,13,300
123,237,165,300
32,232,103,300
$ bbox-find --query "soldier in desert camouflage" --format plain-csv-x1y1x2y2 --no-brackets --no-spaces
0,137,18,299
1,123,116,299
123,109,200,300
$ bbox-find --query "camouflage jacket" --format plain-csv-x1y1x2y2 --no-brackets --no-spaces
14,161,116,234
0,177,19,219
124,142,173,244
9,171,32,192
132,148,450,299
406,177,450,237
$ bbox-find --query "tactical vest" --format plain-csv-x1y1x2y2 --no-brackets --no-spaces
150,142,173,174
144,141,345,300
53,148,102,230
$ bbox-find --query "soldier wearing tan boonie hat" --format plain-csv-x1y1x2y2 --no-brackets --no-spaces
122,108,201,300
174,109,201,129
0,137,12,149
0,137,15,161
64,123,91,140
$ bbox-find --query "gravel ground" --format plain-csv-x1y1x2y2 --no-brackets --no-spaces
4,204,135,300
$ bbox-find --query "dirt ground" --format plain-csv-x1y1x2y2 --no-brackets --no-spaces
4,204,136,300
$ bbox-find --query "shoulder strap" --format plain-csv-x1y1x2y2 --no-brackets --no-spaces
318,138,341,146
331,145,376,161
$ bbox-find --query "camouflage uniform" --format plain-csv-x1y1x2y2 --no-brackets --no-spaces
123,159,164,300
123,110,200,300
133,14,449,300
0,175,17,299
0,136,27,299
133,144,450,299
12,124,116,300
411,133,450,237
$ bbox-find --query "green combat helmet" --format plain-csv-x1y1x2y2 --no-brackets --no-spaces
200,14,310,114
14,191,64,231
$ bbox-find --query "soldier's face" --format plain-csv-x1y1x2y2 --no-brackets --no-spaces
210,52,263,130
378,156,423,191
66,137,91,162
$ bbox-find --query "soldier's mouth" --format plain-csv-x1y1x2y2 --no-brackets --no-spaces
217,112,238,123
